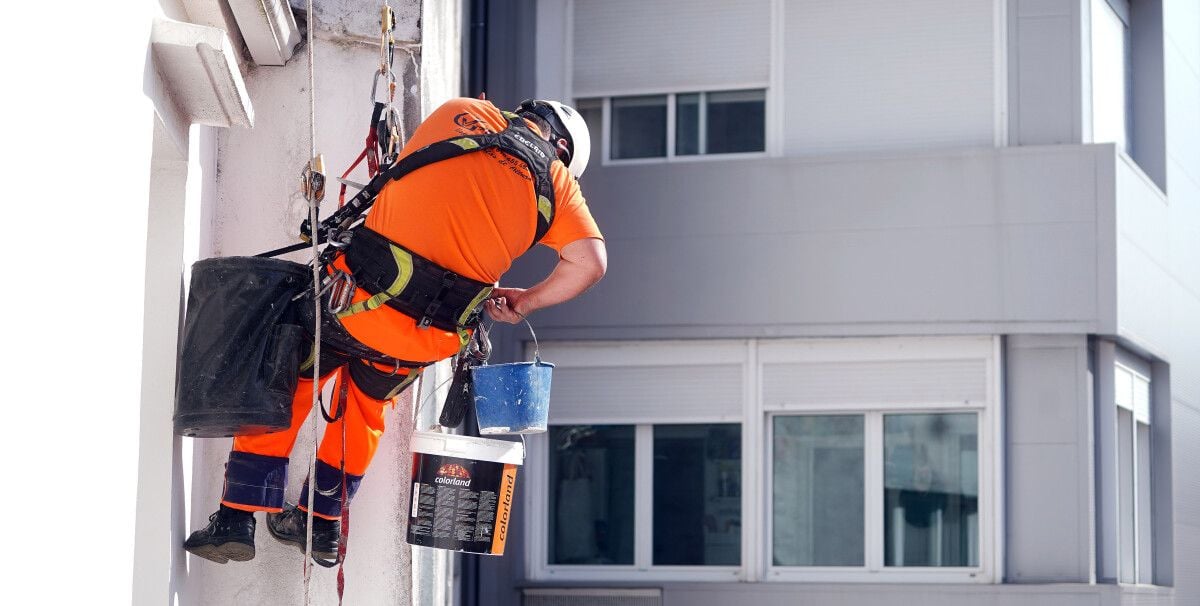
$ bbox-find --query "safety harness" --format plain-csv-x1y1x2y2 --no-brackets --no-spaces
269,109,560,334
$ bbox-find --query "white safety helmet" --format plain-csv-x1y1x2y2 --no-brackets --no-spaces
517,99,592,179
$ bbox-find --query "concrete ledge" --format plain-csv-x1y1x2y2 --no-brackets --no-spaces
151,18,254,129
227,0,300,66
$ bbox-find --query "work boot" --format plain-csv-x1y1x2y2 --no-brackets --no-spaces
183,506,256,564
266,503,340,567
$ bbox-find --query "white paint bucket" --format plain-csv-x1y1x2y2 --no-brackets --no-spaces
406,431,524,555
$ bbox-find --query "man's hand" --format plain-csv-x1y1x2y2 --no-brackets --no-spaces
485,287,530,324
483,238,607,325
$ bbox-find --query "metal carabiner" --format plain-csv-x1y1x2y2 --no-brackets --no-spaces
370,68,398,105
326,270,357,314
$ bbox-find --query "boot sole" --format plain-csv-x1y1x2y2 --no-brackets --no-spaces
184,541,255,564
266,520,338,566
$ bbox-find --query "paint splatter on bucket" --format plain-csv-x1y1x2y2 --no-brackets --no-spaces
407,432,523,555
471,358,554,434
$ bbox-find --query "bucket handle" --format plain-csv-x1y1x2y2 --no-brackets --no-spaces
520,317,542,363
476,316,542,364
413,373,455,430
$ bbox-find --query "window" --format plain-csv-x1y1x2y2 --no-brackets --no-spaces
548,425,635,565
527,337,1000,584
1090,0,1132,152
770,412,983,578
1114,362,1152,584
546,422,742,572
611,95,667,159
582,89,767,162
883,413,978,568
653,424,742,566
772,415,864,567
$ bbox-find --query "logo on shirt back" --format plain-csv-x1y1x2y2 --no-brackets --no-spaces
453,112,486,133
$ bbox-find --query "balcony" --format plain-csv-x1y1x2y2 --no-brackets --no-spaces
509,144,1172,352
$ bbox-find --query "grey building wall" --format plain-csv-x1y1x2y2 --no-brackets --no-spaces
507,144,1123,341
1161,0,1200,600
1005,335,1094,583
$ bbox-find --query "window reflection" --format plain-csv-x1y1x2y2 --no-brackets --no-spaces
653,424,742,566
772,415,865,567
611,95,667,159
548,425,635,565
884,413,979,567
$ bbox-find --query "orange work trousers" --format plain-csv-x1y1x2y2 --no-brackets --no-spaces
219,262,465,520
219,360,415,519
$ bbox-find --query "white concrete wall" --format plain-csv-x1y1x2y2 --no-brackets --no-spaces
184,1,431,604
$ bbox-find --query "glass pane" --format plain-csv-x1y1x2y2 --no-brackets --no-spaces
1118,407,1136,582
652,424,741,566
611,95,667,159
773,415,864,567
548,425,635,565
1137,421,1153,584
1090,0,1130,151
706,89,765,154
575,98,603,174
676,93,701,156
884,413,979,567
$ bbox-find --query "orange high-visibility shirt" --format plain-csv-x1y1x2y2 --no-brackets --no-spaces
334,97,603,362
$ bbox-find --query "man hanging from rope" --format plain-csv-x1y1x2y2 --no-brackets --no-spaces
183,96,605,565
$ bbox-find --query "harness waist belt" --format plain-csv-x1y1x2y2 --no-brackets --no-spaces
342,227,493,332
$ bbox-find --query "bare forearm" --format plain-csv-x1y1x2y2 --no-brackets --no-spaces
486,238,606,323
518,245,605,314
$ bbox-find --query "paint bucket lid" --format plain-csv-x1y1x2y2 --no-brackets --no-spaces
410,431,524,465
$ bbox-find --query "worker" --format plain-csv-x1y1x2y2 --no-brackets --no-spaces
183,96,606,565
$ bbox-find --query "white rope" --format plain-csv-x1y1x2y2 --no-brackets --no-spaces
303,0,320,601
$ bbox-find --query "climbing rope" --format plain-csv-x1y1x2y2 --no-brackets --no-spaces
298,3,404,602
302,0,322,601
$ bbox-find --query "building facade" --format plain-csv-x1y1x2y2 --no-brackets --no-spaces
475,1,1200,605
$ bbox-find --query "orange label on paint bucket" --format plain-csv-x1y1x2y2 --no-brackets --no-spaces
490,464,518,555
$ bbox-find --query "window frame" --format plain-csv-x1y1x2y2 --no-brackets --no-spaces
524,337,1002,584
765,407,996,584
1113,356,1153,585
582,83,773,167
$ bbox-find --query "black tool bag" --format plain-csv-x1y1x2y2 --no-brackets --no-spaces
174,257,311,437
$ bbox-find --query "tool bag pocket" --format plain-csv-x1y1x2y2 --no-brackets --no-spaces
174,257,312,438
263,323,306,399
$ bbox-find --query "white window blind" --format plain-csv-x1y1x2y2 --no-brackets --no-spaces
572,0,771,95
549,364,743,424
763,359,990,409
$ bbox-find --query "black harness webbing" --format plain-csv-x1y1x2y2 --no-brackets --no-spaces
341,227,493,332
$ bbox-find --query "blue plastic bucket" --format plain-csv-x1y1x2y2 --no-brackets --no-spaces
471,356,554,435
